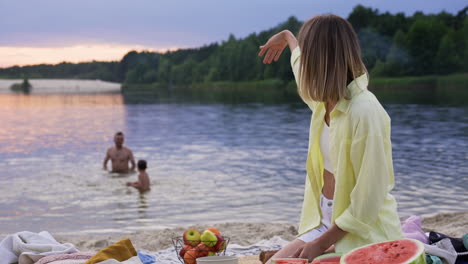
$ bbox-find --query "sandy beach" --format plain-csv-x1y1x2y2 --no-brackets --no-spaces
56,222,297,253
49,211,467,263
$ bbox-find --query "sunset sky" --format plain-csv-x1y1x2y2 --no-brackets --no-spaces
0,0,465,68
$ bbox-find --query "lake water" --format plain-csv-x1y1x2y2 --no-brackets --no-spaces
1,94,467,235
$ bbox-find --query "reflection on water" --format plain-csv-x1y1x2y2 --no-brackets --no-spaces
0,94,467,235
0,94,124,106
0,94,125,154
138,193,149,219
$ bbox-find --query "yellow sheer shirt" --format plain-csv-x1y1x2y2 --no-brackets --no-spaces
291,47,403,253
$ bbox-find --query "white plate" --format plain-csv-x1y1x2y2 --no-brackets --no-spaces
196,256,239,264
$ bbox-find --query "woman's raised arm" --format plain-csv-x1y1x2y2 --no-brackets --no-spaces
258,30,298,64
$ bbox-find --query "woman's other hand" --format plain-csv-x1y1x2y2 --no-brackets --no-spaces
290,240,327,262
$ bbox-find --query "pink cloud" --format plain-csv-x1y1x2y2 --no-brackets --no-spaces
0,44,179,67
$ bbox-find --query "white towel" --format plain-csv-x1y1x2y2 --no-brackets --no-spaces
95,256,143,264
0,231,78,264
424,238,458,264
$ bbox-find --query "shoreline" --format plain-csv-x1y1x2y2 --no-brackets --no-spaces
121,73,468,105
0,79,121,94
55,222,298,253
50,211,467,253
0,212,465,264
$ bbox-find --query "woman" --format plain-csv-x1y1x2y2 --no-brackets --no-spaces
258,14,403,262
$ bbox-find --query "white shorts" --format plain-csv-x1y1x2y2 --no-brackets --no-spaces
297,194,333,242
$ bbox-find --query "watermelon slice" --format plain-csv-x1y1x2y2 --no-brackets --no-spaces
310,253,341,263
271,258,308,264
341,239,426,264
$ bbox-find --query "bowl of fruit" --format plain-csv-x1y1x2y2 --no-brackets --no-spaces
172,227,230,264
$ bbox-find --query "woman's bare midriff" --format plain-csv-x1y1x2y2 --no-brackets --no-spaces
322,169,335,200
323,103,336,200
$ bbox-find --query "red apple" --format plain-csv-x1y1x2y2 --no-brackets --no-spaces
213,234,226,252
183,228,201,247
195,243,211,258
179,244,192,258
195,243,210,258
206,227,221,235
183,248,198,264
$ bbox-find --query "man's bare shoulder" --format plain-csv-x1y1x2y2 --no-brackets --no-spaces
107,146,116,152
107,146,118,156
122,146,134,153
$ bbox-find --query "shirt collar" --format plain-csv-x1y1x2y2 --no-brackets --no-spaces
334,73,369,114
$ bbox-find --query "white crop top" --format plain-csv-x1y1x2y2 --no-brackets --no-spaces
320,122,333,173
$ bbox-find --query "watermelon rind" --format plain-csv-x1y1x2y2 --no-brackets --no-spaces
271,258,308,263
314,252,342,260
341,239,426,264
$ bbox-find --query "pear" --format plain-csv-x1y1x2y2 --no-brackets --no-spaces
201,230,218,247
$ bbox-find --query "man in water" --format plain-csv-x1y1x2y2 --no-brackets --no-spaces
103,131,136,173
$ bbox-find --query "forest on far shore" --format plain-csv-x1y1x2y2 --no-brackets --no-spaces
1,5,467,88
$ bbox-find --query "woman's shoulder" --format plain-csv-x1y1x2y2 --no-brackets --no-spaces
349,90,384,114
347,91,390,128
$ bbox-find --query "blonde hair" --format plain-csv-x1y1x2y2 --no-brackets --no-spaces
297,14,367,103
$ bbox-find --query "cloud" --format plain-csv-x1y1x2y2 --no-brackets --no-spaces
0,44,177,67
1,0,465,66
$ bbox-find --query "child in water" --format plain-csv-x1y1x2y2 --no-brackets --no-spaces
126,160,151,191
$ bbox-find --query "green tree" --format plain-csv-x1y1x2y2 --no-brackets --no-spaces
142,69,158,83
1,6,467,85
348,5,378,32
358,28,392,70
171,59,195,85
407,18,448,74
370,60,386,76
118,51,140,82
462,17,468,71
125,64,147,84
435,29,462,74
384,30,411,76
454,6,467,29
156,57,172,85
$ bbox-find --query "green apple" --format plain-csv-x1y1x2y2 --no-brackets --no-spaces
201,230,218,247
183,228,201,247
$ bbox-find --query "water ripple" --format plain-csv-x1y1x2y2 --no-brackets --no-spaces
0,95,466,234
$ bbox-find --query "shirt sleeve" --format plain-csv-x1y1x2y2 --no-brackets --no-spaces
290,46,317,111
334,114,393,239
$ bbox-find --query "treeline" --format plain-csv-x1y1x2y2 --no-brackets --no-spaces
0,61,119,81
0,5,466,87
349,5,468,76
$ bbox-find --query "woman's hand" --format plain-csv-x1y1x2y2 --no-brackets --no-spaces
258,30,298,64
291,225,347,262
290,240,327,262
